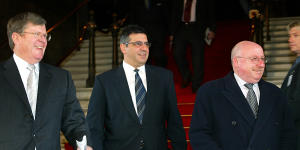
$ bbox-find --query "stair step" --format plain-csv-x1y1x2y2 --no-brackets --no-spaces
264,49,293,56
76,88,93,100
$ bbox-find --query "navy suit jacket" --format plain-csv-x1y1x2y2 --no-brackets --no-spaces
86,65,187,150
189,72,297,150
282,62,300,149
0,57,87,150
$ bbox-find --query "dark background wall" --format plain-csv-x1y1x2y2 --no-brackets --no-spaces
0,0,297,65
0,0,88,65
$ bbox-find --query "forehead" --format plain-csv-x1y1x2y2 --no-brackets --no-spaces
129,33,148,42
24,22,46,32
240,46,264,57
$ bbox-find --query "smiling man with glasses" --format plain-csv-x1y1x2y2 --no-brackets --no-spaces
0,12,92,150
87,25,187,150
189,41,296,150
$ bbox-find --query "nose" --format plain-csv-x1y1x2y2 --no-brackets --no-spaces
288,36,293,43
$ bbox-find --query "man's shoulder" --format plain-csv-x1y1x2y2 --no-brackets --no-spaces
41,62,68,73
146,65,171,74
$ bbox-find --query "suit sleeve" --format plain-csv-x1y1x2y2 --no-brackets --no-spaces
166,72,187,150
280,93,297,149
86,76,105,150
61,71,87,148
189,87,222,150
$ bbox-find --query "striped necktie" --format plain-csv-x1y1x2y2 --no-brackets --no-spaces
244,83,259,118
134,69,146,124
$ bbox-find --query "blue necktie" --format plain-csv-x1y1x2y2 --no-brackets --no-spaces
134,69,146,124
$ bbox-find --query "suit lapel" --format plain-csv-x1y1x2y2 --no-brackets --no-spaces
143,65,153,123
35,63,52,119
250,80,275,143
222,73,256,125
3,57,32,114
116,66,140,124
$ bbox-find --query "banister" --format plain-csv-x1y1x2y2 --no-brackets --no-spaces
47,0,89,33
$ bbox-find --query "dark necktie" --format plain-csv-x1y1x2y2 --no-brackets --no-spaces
134,69,146,124
183,0,193,22
244,83,259,118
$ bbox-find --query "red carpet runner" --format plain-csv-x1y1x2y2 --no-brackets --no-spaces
65,20,250,150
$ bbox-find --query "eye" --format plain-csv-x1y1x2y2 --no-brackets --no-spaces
134,41,143,46
250,57,259,61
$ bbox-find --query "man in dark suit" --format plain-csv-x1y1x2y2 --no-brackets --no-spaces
86,25,187,150
0,12,92,150
128,0,170,67
189,41,297,150
282,21,300,150
170,0,216,92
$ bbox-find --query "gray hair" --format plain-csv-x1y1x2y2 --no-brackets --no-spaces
7,12,46,49
119,25,147,45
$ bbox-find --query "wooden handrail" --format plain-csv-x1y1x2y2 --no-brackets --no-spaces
47,0,89,33
58,24,89,66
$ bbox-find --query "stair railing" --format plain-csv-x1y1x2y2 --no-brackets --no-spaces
86,10,96,87
249,0,267,47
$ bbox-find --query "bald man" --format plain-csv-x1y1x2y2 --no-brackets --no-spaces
189,41,297,150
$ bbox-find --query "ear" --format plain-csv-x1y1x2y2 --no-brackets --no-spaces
12,32,20,45
120,43,127,55
232,57,239,68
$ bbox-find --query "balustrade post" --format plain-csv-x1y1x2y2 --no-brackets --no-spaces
86,10,96,87
112,12,120,69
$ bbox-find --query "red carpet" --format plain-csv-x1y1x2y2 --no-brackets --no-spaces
65,20,250,150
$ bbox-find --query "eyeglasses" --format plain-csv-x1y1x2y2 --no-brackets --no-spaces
125,41,151,48
22,32,51,42
236,56,268,64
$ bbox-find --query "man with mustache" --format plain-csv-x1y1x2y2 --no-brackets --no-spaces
189,41,296,150
281,21,300,150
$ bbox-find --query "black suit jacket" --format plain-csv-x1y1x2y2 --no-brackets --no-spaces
282,62,300,149
0,57,87,150
170,0,216,35
86,65,187,150
189,72,297,150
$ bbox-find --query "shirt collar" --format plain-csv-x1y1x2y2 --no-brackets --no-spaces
13,54,39,73
122,60,145,74
234,73,258,88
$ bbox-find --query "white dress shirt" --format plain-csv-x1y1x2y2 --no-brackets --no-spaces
13,54,39,117
234,73,260,105
123,61,147,115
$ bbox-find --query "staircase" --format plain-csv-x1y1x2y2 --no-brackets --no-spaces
60,30,195,149
60,31,122,149
263,17,300,87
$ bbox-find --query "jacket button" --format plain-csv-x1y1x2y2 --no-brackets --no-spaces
231,121,237,126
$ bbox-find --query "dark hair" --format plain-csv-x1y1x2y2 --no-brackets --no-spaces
7,12,46,49
119,25,147,44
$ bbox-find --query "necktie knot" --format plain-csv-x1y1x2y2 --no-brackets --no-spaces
244,83,254,89
27,64,35,71
134,69,139,73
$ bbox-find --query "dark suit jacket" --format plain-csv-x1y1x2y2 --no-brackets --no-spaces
170,0,216,35
0,57,87,150
86,65,187,150
189,72,297,150
282,62,300,149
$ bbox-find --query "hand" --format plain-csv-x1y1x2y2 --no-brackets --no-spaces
207,31,215,40
77,145,93,150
